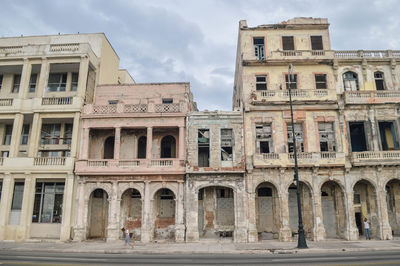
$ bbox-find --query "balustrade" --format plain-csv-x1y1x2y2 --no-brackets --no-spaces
42,97,73,105
34,157,66,166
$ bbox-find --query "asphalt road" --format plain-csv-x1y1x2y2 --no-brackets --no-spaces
0,250,400,265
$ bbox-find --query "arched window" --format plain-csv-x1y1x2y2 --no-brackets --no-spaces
137,136,146,159
374,71,385,90
258,187,272,197
161,135,176,158
343,71,359,91
103,136,114,159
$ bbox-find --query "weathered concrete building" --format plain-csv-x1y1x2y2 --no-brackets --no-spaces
0,33,131,241
185,111,246,242
74,83,197,242
233,17,400,242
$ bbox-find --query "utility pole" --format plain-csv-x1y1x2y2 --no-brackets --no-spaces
288,63,308,249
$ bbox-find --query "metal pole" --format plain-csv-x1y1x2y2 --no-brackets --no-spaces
288,64,308,249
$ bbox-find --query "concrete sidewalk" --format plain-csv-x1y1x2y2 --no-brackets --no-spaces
1,239,400,254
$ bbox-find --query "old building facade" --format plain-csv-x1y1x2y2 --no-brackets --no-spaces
73,83,196,242
185,111,247,242
233,17,400,242
0,33,131,242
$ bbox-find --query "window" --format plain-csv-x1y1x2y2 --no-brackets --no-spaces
198,129,209,167
221,129,233,161
3,125,12,145
1,151,9,158
315,74,327,89
137,136,147,159
285,74,297,89
0,180,2,201
38,151,60,157
40,124,61,145
0,75,3,90
318,122,336,152
108,100,118,105
287,123,304,152
103,136,115,159
311,36,323,50
28,74,37,93
282,36,294,50
161,135,176,158
253,37,265,60
20,124,30,145
12,74,21,93
343,72,359,91
162,98,173,104
47,73,67,92
378,122,399,151
257,187,272,197
256,76,267,90
374,72,385,91
63,124,72,145
354,193,361,204
256,124,272,153
216,187,233,198
9,182,24,225
32,182,64,223
349,122,367,152
71,72,78,91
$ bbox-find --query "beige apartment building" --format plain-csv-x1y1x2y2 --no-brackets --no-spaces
234,17,400,242
0,33,132,241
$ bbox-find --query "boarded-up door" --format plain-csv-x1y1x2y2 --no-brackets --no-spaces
322,197,337,238
258,197,273,232
89,190,108,238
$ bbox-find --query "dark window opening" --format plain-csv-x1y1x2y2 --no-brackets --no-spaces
160,189,174,200
130,190,141,198
379,121,398,151
321,191,329,197
315,74,327,89
287,123,304,153
198,188,204,200
198,129,209,167
319,122,336,152
374,72,385,91
137,136,147,159
343,71,359,91
256,124,272,154
221,129,233,161
282,36,294,50
103,136,115,159
258,187,272,197
162,98,173,104
256,76,267,90
108,100,118,105
285,74,297,89
311,36,323,50
0,75,3,90
216,187,233,198
253,37,265,60
349,122,367,152
93,189,105,198
161,135,176,158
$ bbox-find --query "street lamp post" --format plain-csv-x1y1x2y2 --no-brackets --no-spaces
287,63,308,249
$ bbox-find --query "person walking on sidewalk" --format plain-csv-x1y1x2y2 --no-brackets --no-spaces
364,218,371,240
125,229,131,246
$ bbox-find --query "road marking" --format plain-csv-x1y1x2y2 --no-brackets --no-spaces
271,256,359,262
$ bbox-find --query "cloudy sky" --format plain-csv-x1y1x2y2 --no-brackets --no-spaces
1,0,399,110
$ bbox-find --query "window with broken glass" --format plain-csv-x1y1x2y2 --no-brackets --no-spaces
41,124,61,145
315,74,327,89
253,37,265,60
343,72,359,91
374,72,385,91
198,129,210,167
287,123,304,153
32,182,64,223
221,129,233,161
256,124,273,154
318,122,336,152
285,74,297,89
256,76,267,90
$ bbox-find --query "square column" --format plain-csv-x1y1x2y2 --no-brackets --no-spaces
178,126,185,160
69,112,81,158
107,181,120,241
0,174,12,240
18,59,32,99
60,174,74,241
77,56,89,99
345,191,360,240
312,191,327,241
80,128,90,160
141,181,151,243
146,127,153,160
175,181,185,242
9,113,24,157
114,127,121,160
28,113,41,157
36,58,49,98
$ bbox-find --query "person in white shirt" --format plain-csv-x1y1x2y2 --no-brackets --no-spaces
125,229,130,246
364,218,371,240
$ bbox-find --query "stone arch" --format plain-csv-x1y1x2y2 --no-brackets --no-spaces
87,188,109,239
149,183,178,200
118,183,145,201
255,181,280,240
353,179,379,239
385,178,400,236
161,135,176,158
320,180,347,239
253,179,280,195
85,183,112,202
288,181,314,239
351,177,378,192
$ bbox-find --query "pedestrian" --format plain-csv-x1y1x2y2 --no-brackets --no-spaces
125,229,130,246
364,218,371,240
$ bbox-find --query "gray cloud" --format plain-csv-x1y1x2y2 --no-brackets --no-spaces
1,0,399,110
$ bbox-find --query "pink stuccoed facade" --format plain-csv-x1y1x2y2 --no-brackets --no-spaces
73,82,197,242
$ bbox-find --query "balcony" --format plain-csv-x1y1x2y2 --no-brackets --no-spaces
351,151,400,166
344,91,400,105
251,89,337,105
253,152,345,168
334,50,400,59
83,102,185,116
75,158,185,175
0,157,74,172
